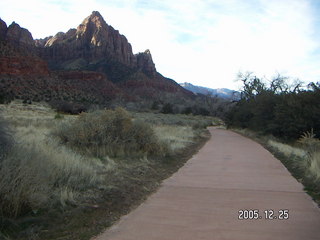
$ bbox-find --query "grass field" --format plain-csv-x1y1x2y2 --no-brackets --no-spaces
0,101,218,240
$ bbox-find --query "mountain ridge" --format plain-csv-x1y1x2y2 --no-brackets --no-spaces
0,11,193,105
180,82,239,99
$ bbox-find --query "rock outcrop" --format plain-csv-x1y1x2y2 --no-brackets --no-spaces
0,18,7,41
37,11,158,77
136,49,157,76
37,11,138,69
6,22,34,48
0,20,48,77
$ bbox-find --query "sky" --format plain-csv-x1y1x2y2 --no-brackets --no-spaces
1,0,320,90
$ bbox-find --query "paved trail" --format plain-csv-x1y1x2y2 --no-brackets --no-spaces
94,128,320,240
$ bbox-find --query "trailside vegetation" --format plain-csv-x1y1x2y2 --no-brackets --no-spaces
226,72,320,141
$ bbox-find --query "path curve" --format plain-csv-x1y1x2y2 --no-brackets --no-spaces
94,128,320,240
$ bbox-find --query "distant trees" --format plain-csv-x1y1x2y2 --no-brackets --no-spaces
226,72,320,140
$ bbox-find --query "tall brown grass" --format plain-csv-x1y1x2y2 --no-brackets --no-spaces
0,140,105,218
298,129,320,181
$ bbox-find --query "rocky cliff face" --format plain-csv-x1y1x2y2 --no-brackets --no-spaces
136,49,156,77
37,12,135,69
36,11,157,78
0,20,48,77
6,22,35,49
0,12,192,104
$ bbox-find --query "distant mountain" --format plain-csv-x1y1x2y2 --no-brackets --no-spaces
180,82,240,99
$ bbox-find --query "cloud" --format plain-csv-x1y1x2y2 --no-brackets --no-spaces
0,0,319,89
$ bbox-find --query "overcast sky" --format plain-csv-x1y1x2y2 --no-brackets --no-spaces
1,0,320,90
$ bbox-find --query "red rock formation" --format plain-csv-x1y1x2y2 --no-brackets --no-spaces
37,11,137,68
36,11,158,77
0,13,193,104
0,56,49,76
136,49,157,76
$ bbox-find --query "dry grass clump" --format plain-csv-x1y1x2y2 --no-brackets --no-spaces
298,129,320,181
0,139,105,218
154,125,195,152
308,151,320,181
267,140,306,158
0,103,105,218
263,131,320,183
53,108,168,158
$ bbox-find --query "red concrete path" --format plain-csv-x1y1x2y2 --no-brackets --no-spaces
93,128,320,240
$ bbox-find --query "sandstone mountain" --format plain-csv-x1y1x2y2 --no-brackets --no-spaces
0,12,192,106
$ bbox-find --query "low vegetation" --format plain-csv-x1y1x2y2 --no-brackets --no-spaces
0,101,217,240
226,72,320,140
52,108,168,158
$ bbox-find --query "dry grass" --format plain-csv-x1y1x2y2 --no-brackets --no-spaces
0,100,212,239
153,125,195,152
309,151,320,181
0,126,105,218
298,130,320,181
267,140,306,158
0,101,106,218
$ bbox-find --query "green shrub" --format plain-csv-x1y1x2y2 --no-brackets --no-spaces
53,108,167,158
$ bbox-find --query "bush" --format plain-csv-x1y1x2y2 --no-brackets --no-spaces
161,103,174,114
0,116,13,161
0,93,13,104
49,100,88,114
53,108,168,158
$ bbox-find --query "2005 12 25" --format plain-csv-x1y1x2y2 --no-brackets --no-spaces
238,209,289,220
